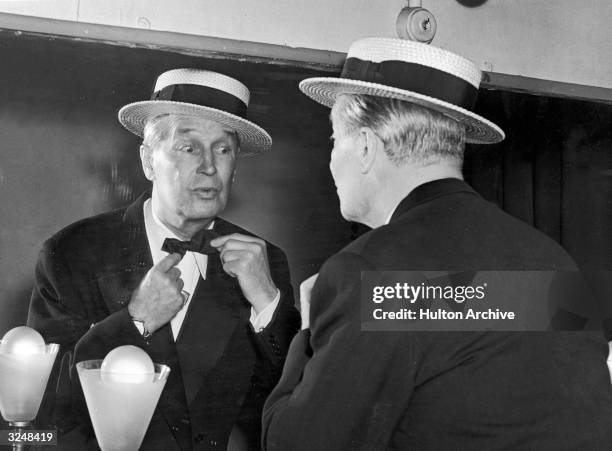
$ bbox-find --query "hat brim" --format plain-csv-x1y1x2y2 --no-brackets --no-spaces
118,101,272,155
299,77,505,145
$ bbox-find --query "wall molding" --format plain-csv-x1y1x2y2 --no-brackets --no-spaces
0,12,610,104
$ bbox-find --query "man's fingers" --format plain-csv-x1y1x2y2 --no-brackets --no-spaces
216,240,264,268
219,249,248,264
211,233,265,249
301,273,319,291
157,252,183,272
167,267,181,280
300,273,319,304
217,239,257,252
180,290,190,304
299,274,318,331
222,260,239,278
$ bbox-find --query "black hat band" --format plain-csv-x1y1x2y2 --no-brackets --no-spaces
151,84,248,118
341,57,479,111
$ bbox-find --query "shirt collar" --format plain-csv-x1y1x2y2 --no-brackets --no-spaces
143,198,213,276
384,200,402,225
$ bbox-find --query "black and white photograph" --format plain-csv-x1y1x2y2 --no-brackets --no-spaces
0,1,610,450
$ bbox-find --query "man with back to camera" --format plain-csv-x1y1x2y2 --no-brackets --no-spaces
262,38,612,450
27,68,300,450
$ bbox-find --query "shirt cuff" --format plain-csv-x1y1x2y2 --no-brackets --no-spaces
249,289,281,332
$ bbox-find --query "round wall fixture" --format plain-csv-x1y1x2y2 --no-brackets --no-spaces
396,7,437,43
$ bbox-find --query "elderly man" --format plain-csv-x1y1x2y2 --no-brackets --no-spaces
28,68,300,450
262,38,612,450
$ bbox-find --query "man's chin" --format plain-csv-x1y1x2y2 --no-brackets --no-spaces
339,197,370,224
186,202,226,222
340,207,359,224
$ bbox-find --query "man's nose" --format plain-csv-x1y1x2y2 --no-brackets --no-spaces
196,148,217,175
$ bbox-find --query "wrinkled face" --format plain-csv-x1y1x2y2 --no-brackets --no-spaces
330,105,367,223
143,116,238,225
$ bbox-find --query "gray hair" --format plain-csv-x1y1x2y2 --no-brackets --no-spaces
332,94,466,166
142,114,179,149
142,114,241,150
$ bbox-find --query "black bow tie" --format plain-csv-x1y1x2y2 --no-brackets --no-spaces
162,229,220,257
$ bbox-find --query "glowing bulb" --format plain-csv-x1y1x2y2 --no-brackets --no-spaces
0,326,46,355
100,345,154,384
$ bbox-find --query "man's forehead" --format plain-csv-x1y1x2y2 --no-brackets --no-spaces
172,116,237,138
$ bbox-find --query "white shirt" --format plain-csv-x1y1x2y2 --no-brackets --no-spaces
140,198,279,339
384,200,403,225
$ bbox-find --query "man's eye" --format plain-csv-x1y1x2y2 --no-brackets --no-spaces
217,146,231,155
180,146,195,153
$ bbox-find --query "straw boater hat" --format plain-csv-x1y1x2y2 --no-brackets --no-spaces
118,68,272,155
300,37,504,144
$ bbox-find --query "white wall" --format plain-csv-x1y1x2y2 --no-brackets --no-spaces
0,0,610,91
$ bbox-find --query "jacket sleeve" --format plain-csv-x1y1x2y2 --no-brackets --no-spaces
234,244,301,449
26,236,143,446
26,238,98,436
262,251,422,451
27,238,96,348
249,244,301,376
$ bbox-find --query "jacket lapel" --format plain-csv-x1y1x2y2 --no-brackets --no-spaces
93,194,192,440
175,218,251,405
96,193,153,313
96,203,251,406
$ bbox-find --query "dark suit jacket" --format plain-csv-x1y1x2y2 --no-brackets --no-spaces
27,193,300,450
263,178,612,450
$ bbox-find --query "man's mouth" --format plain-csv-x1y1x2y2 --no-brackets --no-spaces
192,187,219,198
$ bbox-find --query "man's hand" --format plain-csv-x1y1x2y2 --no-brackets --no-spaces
211,234,278,314
299,273,318,330
128,253,186,334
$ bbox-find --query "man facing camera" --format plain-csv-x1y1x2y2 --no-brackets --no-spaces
28,68,300,450
263,38,612,450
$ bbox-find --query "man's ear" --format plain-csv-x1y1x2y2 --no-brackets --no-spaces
358,127,382,174
140,145,155,181
231,148,238,183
